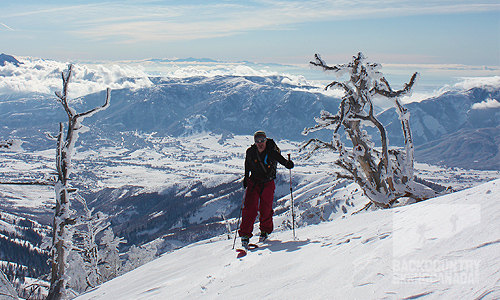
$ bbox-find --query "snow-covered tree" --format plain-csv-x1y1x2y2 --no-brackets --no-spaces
121,244,157,274
70,193,110,292
67,220,125,294
46,65,110,300
303,53,436,209
65,251,86,297
98,228,126,282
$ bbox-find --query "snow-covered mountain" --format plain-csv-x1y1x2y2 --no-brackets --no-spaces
0,71,342,252
0,53,21,67
1,56,500,298
2,74,499,170
1,59,500,251
84,75,339,141
2,69,499,169
0,75,338,152
376,84,500,170
415,126,500,171
0,210,50,298
75,179,500,300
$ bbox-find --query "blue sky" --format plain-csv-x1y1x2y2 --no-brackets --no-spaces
1,0,499,68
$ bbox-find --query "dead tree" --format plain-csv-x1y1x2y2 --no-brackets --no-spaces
303,53,435,208
46,65,110,300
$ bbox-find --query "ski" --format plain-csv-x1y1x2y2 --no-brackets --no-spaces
236,248,247,258
235,243,258,258
248,243,259,249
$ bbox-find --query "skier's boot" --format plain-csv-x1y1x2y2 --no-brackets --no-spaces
241,236,250,250
259,231,269,243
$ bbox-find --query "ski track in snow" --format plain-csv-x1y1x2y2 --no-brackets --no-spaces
75,179,500,300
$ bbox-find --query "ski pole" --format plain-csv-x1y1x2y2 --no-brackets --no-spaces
288,153,296,239
232,190,246,250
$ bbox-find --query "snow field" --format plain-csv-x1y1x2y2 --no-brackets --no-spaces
76,179,500,300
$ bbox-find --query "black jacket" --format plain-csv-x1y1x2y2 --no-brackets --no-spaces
244,139,291,181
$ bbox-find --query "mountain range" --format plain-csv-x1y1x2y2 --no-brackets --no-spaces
1,71,499,241
0,75,339,151
2,74,499,171
376,86,500,170
1,57,499,297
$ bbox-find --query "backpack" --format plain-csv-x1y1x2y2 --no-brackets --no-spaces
255,138,280,180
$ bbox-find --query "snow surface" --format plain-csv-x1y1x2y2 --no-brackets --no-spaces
75,179,500,300
1,134,498,215
0,269,19,300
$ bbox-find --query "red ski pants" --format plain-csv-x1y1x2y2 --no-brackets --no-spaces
238,179,275,238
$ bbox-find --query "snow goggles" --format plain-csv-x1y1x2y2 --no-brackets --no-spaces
255,138,267,144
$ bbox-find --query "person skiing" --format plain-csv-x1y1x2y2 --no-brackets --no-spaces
239,130,294,249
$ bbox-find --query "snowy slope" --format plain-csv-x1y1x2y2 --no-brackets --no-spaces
75,179,500,300
2,132,498,250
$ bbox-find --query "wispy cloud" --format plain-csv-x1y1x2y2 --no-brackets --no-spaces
6,0,498,43
0,22,14,31
4,3,106,18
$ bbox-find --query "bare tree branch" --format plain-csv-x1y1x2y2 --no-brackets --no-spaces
0,181,54,186
310,53,342,72
299,138,336,159
74,88,111,120
372,72,419,98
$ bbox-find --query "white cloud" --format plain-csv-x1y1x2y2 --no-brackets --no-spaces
397,76,500,110
2,56,498,109
453,76,500,91
400,91,441,105
168,64,279,78
472,98,500,110
0,57,153,97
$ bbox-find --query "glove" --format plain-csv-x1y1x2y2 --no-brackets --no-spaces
243,177,248,188
285,160,294,169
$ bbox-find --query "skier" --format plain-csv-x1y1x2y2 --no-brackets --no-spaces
239,130,294,249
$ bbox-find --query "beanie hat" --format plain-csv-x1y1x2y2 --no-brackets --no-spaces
253,130,266,140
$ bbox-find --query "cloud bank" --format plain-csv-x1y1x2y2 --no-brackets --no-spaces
453,76,500,91
1,57,498,106
0,58,317,97
0,57,153,97
167,64,279,78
